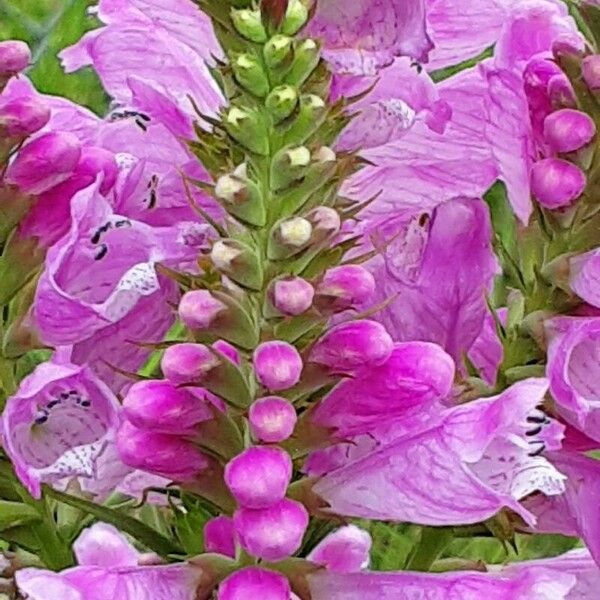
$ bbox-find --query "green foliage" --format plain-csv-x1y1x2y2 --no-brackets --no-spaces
0,0,107,114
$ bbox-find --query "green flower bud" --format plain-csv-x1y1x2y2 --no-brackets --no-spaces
211,239,264,291
266,85,298,123
264,34,293,69
282,0,310,35
232,53,270,97
225,106,269,155
231,8,268,43
282,93,326,145
285,38,320,86
268,216,313,259
215,164,266,227
270,146,311,190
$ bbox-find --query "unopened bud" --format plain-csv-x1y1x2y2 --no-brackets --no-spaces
548,74,576,109
215,165,266,227
0,96,50,138
283,93,326,145
315,265,376,311
279,216,313,246
231,8,268,43
249,396,297,442
253,340,303,391
270,276,314,315
271,146,311,190
204,516,236,558
264,34,293,68
161,343,220,385
282,0,310,35
232,53,270,97
530,158,586,209
582,55,600,91
211,239,263,290
215,173,247,203
0,41,31,85
266,85,298,123
285,38,320,87
306,206,341,242
225,106,269,156
543,109,596,153
552,33,584,60
179,290,227,330
313,146,336,163
219,568,291,600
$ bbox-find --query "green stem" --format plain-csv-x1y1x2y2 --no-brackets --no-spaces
406,527,454,572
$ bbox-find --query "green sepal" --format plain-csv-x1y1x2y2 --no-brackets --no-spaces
0,500,41,530
273,312,325,344
270,146,312,190
212,238,264,290
278,93,327,146
266,85,299,123
281,0,310,34
264,34,294,69
230,7,268,42
0,234,45,305
267,217,312,260
0,185,34,244
231,53,270,97
225,106,270,156
220,175,267,227
284,38,321,87
200,347,253,408
192,404,245,460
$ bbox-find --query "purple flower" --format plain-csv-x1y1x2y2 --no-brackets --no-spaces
270,277,314,316
543,109,596,153
305,0,431,75
204,515,236,558
233,498,309,561
309,320,393,372
160,343,220,386
178,290,227,330
467,307,507,386
225,446,292,509
530,158,586,209
116,420,209,481
218,567,291,600
0,40,31,78
570,251,600,309
249,396,297,443
313,379,566,525
315,265,376,312
1,357,120,498
253,341,303,391
308,525,372,573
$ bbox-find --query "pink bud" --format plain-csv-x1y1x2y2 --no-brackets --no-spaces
123,380,213,435
270,277,314,315
551,33,584,59
253,341,303,391
225,446,292,508
78,147,118,194
315,265,376,310
234,498,309,561
213,339,241,365
204,516,236,558
218,567,291,600
161,343,220,385
309,320,394,371
0,96,50,137
5,131,81,194
178,290,227,330
547,74,576,109
0,41,31,77
530,158,586,209
117,421,209,480
249,396,297,443
543,109,596,153
307,525,372,573
583,55,600,90
306,206,341,241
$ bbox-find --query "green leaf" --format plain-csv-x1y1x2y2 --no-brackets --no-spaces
43,486,183,557
0,500,41,530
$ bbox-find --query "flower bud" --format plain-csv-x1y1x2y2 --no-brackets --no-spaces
552,33,584,59
161,343,220,385
313,146,336,163
204,516,236,558
315,265,376,311
543,109,596,153
285,39,320,87
306,206,341,242
234,498,309,561
5,131,81,195
309,320,394,372
211,239,263,290
225,446,292,508
123,380,213,434
225,106,269,156
283,93,326,145
213,339,241,365
279,216,313,247
253,340,303,391
249,396,297,442
548,74,576,109
117,421,209,480
232,54,270,97
307,525,372,573
0,41,30,80
218,567,291,600
231,8,268,43
179,290,227,330
530,158,586,209
583,55,600,91
282,0,310,35
265,85,298,123
78,147,118,194
271,146,312,190
215,173,246,203
215,165,266,227
0,96,50,138
264,35,294,69
270,276,314,315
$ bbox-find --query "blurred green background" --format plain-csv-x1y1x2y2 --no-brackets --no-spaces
0,0,107,113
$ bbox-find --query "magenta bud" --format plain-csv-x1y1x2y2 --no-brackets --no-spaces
78,147,118,194
583,55,600,91
307,525,372,573
552,33,584,59
5,131,81,195
178,290,227,330
315,265,376,311
225,446,292,509
161,343,220,385
309,319,394,372
543,109,596,153
233,498,309,561
122,380,213,435
0,41,31,77
270,277,314,315
249,396,297,443
0,96,50,138
218,567,291,600
204,516,236,558
117,420,209,480
213,339,241,365
253,341,303,391
547,74,576,109
530,158,586,209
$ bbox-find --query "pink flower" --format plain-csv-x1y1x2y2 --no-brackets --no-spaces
249,396,297,443
218,567,291,600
